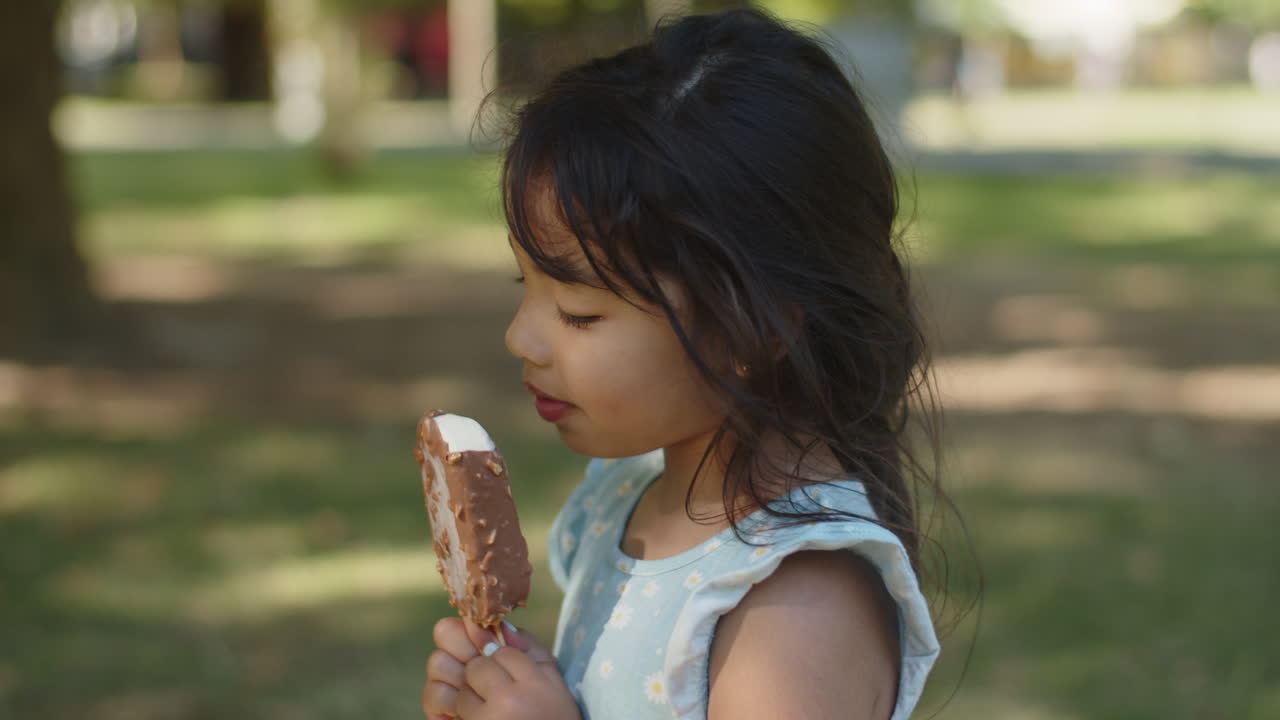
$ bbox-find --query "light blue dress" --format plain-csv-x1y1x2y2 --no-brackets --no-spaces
547,451,939,720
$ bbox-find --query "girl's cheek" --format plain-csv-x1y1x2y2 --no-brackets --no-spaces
565,346,622,405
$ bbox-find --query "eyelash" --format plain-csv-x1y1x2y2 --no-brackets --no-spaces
557,309,600,329
514,275,600,328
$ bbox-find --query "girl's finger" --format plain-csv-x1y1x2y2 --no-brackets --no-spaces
422,679,459,719
426,649,466,689
462,619,499,651
484,645,543,684
499,621,529,652
463,653,514,697
433,618,481,664
455,684,485,719
500,622,556,665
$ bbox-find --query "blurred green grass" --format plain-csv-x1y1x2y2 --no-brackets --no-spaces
1,150,1276,719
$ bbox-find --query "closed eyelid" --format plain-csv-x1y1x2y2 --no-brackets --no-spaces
557,308,601,329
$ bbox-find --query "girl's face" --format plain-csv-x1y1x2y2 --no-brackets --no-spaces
504,195,726,459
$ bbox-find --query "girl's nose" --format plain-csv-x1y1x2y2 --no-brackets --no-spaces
505,301,551,368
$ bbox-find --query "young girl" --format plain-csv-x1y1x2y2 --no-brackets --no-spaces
425,8,951,720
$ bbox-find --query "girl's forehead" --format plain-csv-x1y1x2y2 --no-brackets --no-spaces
509,178,610,285
508,233,589,273
507,231,602,290
512,176,573,244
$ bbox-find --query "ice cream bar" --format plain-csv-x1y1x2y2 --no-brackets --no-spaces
414,410,531,630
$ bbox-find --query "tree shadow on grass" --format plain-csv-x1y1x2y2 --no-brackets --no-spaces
2,220,1278,718
921,408,1279,720
0,416,577,720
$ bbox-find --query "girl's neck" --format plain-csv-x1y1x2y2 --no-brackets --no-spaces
655,428,729,517
622,431,845,562
656,430,844,522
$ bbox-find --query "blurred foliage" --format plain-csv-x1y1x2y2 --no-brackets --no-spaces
754,0,914,24
916,0,1006,30
501,0,645,28
920,0,1280,32
1187,0,1280,28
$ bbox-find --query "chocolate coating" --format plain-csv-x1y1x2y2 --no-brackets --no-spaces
415,411,532,628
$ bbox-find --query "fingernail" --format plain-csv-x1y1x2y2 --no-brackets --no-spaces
502,620,518,634
482,642,499,657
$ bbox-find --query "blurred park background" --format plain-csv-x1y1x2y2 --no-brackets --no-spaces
2,0,1278,718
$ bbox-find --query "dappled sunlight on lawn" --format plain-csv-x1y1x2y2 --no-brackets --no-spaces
911,171,1280,262
0,413,578,719
918,397,1278,718
52,522,552,625
938,347,1280,421
4,151,1277,719
53,545,445,622
0,362,531,433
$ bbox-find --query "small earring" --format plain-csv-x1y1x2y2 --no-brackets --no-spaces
734,361,751,379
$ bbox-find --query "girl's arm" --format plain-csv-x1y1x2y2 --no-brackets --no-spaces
707,551,902,720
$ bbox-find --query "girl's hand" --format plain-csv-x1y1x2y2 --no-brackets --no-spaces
425,619,580,720
424,618,482,719
458,637,581,720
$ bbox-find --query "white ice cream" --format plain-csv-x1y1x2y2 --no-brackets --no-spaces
434,413,496,452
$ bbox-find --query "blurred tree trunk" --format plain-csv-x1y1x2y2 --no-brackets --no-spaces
219,1,273,101
448,0,496,136
269,0,368,180
0,0,96,353
317,6,368,179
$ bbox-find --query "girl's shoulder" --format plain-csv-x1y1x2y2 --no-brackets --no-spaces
664,479,940,720
706,548,901,719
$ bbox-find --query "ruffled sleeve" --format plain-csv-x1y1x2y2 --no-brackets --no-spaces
663,482,940,720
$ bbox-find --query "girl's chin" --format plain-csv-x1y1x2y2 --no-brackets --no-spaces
555,425,671,460
556,425,602,457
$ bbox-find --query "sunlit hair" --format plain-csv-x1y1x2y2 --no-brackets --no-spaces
499,7,975,637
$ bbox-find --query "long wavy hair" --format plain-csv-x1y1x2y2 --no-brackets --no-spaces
498,7,975,636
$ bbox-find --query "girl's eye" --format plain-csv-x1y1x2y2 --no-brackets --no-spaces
557,309,601,329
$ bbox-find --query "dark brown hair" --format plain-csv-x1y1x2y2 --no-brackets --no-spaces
500,8,972,630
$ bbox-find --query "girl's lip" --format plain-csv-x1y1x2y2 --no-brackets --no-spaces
535,397,571,422
525,382,572,423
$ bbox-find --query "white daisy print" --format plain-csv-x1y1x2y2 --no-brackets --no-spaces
704,538,724,553
617,479,634,496
571,605,581,621
590,521,607,538
616,559,633,573
560,532,577,552
603,458,617,466
593,580,606,595
683,569,705,589
643,671,669,704
574,626,585,647
642,580,661,597
750,546,770,561
617,580,631,596
599,660,615,679
582,496,595,510
606,604,634,630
